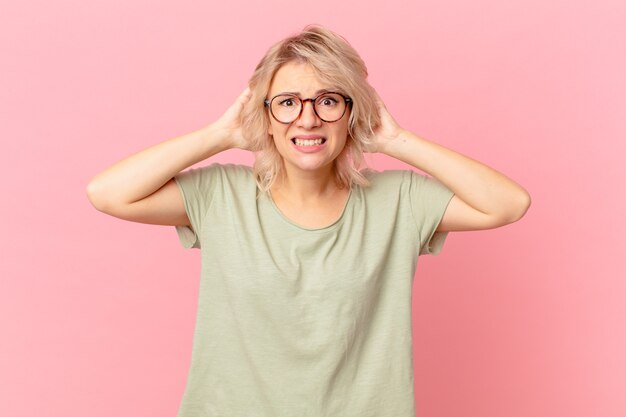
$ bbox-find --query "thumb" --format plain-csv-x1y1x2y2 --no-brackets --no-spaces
238,87,252,103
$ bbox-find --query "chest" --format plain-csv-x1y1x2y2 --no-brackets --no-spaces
268,188,351,229
201,195,418,296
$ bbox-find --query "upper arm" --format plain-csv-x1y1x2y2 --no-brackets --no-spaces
436,194,518,232
92,178,191,226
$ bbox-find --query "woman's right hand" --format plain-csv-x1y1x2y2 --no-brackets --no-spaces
211,87,254,151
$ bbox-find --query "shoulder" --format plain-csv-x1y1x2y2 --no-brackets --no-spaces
361,168,413,190
362,168,447,191
359,169,451,203
174,163,255,199
198,162,252,175
179,163,252,181
219,163,253,178
354,169,414,204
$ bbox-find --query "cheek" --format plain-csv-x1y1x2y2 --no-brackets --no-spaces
268,119,289,139
336,125,350,144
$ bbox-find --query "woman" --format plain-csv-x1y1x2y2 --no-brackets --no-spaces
87,25,530,417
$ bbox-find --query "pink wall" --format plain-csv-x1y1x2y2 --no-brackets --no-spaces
1,0,624,416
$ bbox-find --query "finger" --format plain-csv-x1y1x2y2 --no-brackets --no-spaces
371,87,386,109
235,87,251,103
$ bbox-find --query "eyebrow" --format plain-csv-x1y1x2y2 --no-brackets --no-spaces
275,88,337,96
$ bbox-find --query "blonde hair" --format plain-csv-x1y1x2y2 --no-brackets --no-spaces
240,24,381,192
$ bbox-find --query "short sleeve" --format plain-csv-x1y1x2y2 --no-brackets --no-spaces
407,171,455,256
173,164,223,249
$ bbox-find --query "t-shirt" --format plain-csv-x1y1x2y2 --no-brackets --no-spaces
173,163,454,417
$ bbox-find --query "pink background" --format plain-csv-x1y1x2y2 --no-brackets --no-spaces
1,0,624,416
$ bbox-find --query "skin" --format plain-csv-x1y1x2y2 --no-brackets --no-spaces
262,61,532,231
86,60,531,233
264,61,353,228
369,95,532,231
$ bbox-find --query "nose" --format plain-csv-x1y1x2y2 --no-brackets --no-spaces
295,99,322,128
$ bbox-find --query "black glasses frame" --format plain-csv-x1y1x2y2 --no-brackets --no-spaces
264,92,353,124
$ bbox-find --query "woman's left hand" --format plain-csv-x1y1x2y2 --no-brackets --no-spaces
366,88,404,154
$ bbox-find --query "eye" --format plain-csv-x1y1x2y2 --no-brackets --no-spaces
318,96,339,106
279,98,296,107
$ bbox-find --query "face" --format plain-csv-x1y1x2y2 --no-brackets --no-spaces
266,61,351,177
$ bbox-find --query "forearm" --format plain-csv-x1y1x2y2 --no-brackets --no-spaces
87,124,230,208
382,129,531,220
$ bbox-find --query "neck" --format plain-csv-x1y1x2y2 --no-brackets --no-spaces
272,163,342,203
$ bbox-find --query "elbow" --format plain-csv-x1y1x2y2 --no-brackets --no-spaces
86,178,111,213
491,191,531,226
507,190,532,223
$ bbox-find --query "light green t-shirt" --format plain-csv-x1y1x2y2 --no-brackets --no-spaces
173,163,454,417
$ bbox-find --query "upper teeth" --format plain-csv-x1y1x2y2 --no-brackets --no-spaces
294,138,323,146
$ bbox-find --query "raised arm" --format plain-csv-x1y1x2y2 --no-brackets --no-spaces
369,90,531,232
86,87,252,226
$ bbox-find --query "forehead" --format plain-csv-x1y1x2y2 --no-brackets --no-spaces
268,61,335,96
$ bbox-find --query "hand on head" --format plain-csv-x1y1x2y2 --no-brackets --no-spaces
365,88,404,154
212,87,255,151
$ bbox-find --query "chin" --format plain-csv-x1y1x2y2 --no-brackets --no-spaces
287,157,335,173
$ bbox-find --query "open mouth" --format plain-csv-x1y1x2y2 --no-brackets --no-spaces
291,138,327,146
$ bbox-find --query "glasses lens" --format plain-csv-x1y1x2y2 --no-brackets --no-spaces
271,93,346,123
315,93,345,122
271,95,301,123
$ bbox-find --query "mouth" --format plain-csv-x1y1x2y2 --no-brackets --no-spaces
291,137,327,147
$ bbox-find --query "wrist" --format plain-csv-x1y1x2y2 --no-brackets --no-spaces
378,128,407,156
201,123,234,153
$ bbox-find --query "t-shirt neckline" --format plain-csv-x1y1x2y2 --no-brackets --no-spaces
265,186,354,232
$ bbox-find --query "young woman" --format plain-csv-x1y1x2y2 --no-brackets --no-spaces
87,25,530,417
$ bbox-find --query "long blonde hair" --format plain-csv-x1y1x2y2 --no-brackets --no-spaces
240,24,381,192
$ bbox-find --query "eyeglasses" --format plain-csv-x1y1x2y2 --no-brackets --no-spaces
264,92,352,124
